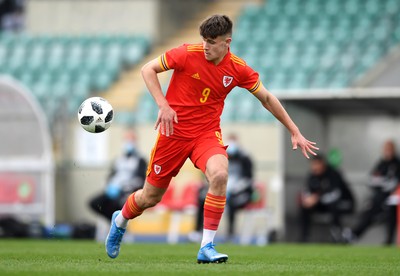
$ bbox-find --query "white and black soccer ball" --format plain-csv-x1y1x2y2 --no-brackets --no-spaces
77,97,114,133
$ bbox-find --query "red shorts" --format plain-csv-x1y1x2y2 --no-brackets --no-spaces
146,130,228,189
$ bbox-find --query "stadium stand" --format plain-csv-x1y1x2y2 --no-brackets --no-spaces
133,0,400,123
0,32,150,120
232,0,400,91
2,0,398,124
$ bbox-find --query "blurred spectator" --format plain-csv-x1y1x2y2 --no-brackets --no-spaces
188,134,254,242
299,155,355,243
225,133,254,241
89,129,147,221
188,178,208,243
0,0,25,32
343,140,400,245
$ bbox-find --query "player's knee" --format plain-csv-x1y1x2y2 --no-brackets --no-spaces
209,170,228,186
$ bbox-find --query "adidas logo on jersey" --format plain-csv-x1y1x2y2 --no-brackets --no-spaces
191,73,200,80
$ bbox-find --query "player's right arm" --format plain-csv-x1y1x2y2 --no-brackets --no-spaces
141,58,178,137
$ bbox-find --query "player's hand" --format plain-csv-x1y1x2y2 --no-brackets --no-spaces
155,103,178,136
291,131,319,159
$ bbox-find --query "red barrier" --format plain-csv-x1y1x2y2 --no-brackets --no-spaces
0,173,35,204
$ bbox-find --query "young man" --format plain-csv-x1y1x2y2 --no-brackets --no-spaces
89,129,147,221
299,155,354,243
343,140,400,245
106,14,318,263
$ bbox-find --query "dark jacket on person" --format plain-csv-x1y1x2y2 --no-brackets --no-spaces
306,165,355,212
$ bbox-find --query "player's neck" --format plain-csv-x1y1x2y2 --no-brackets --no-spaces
212,50,229,65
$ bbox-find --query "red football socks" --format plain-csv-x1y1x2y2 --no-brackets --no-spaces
121,192,144,219
203,193,226,230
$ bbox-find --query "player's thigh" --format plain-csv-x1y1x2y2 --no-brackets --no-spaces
191,130,228,173
147,134,192,189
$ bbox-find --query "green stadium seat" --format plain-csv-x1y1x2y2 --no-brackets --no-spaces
233,94,258,122
0,33,151,125
310,71,330,89
71,82,89,99
365,0,381,16
392,28,400,44
263,1,281,17
31,82,51,102
46,41,66,71
241,5,262,21
52,82,70,100
4,1,400,124
18,71,35,87
289,72,310,89
114,111,136,125
134,92,158,124
74,72,92,89
105,42,124,63
123,37,150,68
92,71,115,92
385,0,400,13
236,0,399,96
221,94,237,122
0,42,8,62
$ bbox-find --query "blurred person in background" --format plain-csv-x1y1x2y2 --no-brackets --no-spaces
343,140,400,245
105,14,318,263
299,155,355,243
89,129,147,221
225,133,254,241
0,0,25,32
188,133,254,243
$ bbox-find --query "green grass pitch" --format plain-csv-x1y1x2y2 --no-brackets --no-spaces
0,239,399,275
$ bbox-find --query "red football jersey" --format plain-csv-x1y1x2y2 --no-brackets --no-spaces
158,43,261,139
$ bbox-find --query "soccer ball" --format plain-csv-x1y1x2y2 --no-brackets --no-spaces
77,97,114,133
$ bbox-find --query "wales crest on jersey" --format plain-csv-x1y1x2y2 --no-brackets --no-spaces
223,76,233,87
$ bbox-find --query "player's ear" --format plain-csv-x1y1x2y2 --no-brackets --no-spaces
225,37,232,46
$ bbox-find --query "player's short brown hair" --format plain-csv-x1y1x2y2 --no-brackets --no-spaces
199,14,233,39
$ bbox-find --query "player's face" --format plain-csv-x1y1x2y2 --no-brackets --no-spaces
383,141,395,160
311,160,326,176
202,35,231,65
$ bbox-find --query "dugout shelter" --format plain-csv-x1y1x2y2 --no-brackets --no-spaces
279,88,400,243
0,76,54,227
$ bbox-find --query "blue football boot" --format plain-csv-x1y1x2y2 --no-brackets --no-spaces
197,242,228,264
105,210,126,258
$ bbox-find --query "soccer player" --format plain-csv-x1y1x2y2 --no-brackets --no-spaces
106,14,318,263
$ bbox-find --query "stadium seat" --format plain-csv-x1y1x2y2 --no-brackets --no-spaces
18,71,35,88
123,36,151,68
220,92,238,122
0,33,150,125
4,0,398,124
231,0,400,96
239,182,273,246
134,92,158,123
156,182,200,244
92,70,115,92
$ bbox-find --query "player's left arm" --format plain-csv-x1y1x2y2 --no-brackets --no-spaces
253,84,319,159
